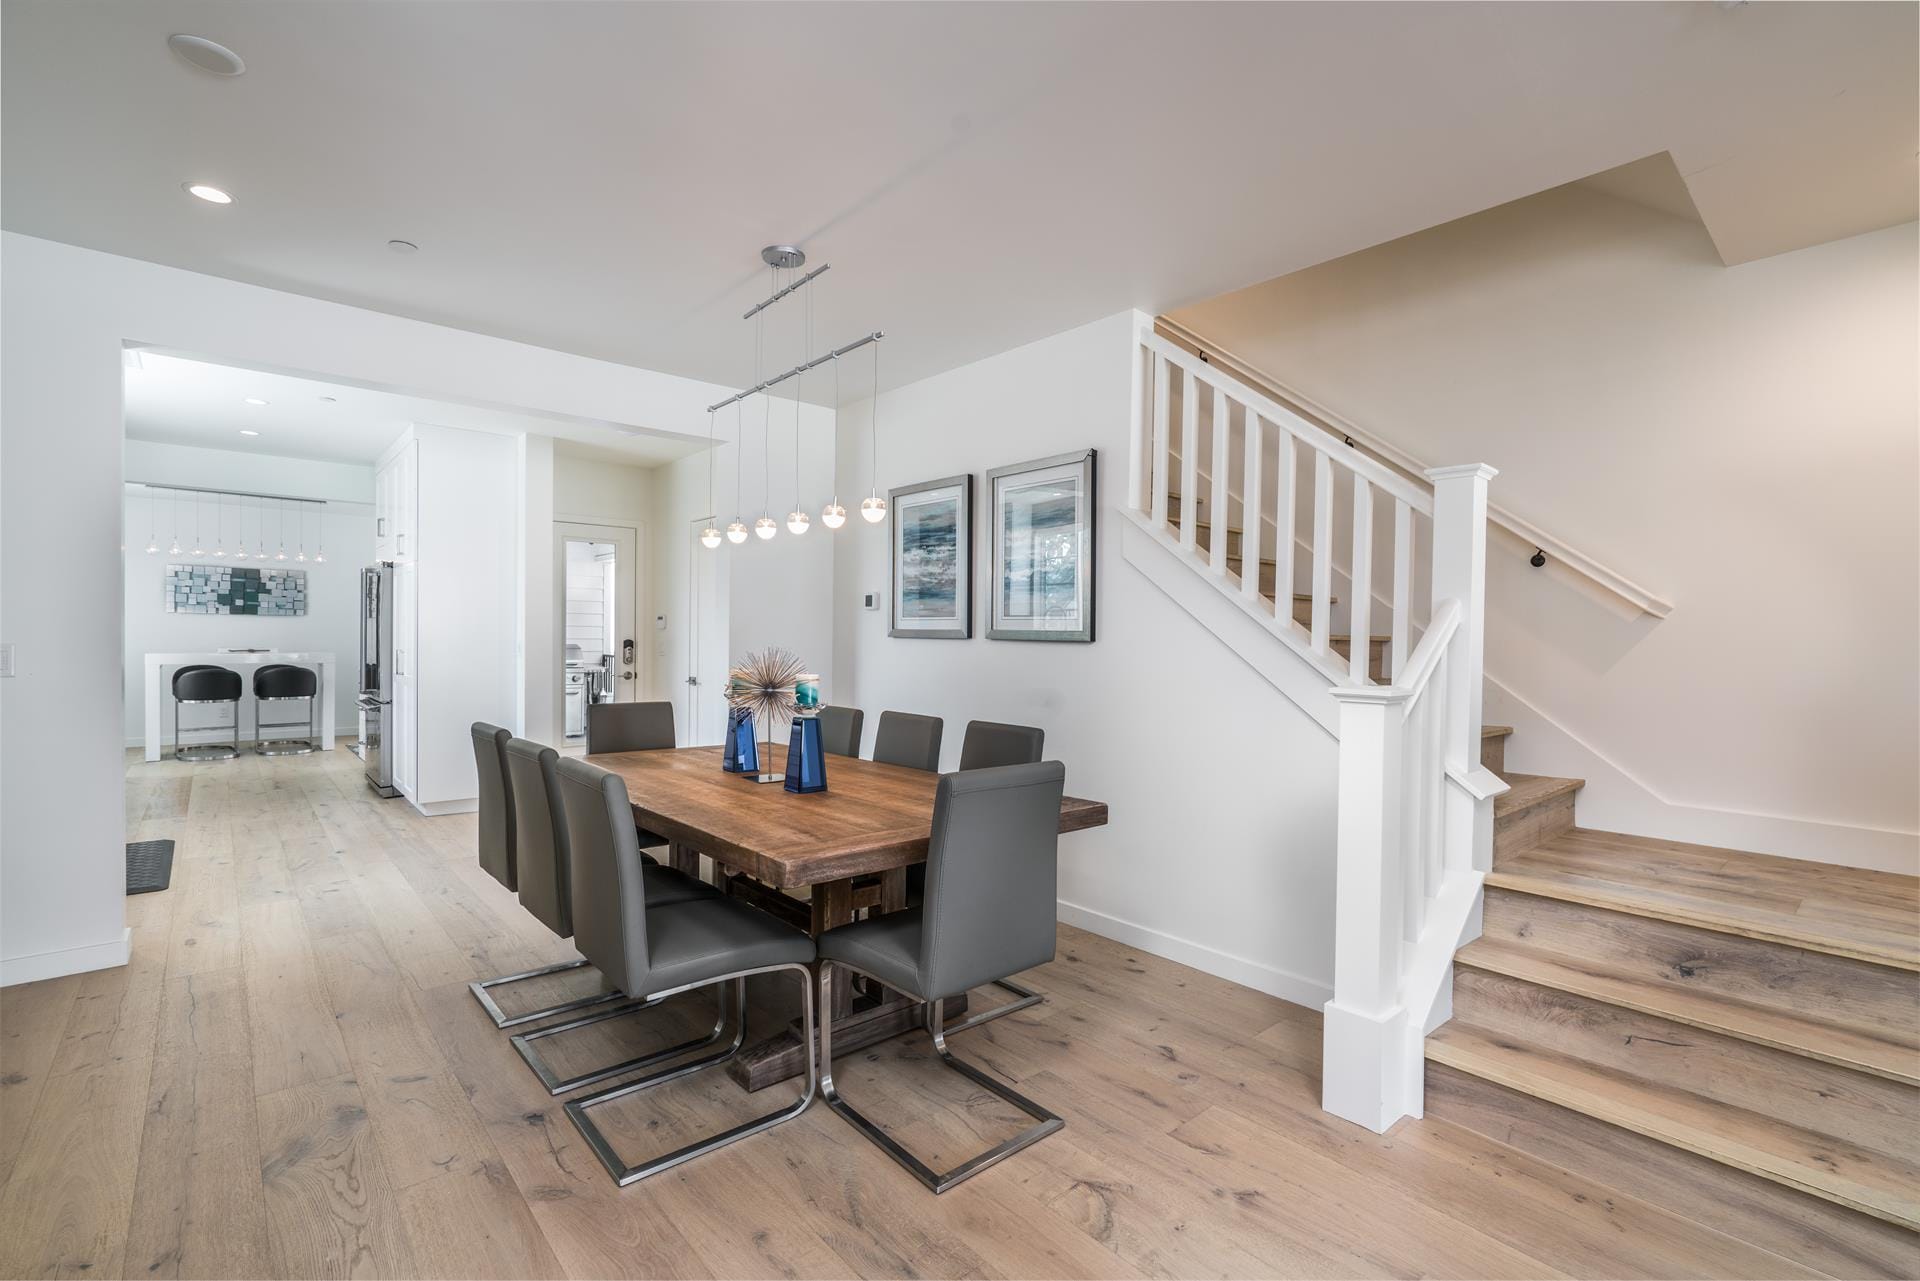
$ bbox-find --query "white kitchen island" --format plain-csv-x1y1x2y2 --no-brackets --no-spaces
143,650,338,762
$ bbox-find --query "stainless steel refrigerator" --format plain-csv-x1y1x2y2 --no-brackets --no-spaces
358,563,400,797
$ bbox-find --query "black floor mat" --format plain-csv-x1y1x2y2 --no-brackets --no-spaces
126,839,175,894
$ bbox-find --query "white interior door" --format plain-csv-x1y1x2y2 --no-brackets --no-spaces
555,523,640,727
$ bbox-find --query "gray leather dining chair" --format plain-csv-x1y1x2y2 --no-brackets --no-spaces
817,705,865,758
469,731,713,1033
872,710,943,772
817,760,1067,1193
542,757,818,1186
910,719,1051,1026
586,700,675,753
959,720,1045,771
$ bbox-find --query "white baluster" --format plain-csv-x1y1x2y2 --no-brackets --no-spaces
1241,408,1264,606
1150,353,1170,528
1349,475,1373,685
1210,386,1231,576
1276,432,1296,630
1311,450,1332,654
1179,371,1200,552
1390,499,1411,681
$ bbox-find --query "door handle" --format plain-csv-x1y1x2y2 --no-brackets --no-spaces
621,671,635,681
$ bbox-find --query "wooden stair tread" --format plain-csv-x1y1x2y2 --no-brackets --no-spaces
1482,724,1513,740
1456,937,1920,1085
1494,772,1583,819
1490,829,1920,971
1426,1022,1920,1229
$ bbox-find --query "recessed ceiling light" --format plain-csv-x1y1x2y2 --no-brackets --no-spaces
168,34,245,76
243,397,268,405
185,183,233,204
239,429,260,437
387,239,419,254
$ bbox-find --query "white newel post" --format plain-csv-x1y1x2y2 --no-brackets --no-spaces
1425,463,1498,873
1322,685,1414,1132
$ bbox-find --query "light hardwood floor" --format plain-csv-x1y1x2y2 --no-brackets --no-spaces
0,746,1880,1280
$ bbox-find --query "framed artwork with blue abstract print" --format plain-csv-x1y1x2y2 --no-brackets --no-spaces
986,449,1095,643
889,474,972,639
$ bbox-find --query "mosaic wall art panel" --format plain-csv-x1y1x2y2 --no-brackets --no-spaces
163,564,307,615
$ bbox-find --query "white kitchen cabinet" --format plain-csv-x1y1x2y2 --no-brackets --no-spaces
376,426,514,814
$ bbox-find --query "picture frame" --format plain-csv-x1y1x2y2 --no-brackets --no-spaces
889,474,974,639
986,449,1096,643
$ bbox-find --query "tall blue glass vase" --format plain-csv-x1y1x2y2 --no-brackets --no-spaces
721,706,759,774
784,715,827,794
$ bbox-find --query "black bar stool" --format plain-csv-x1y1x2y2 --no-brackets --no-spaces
253,664,319,755
172,665,241,761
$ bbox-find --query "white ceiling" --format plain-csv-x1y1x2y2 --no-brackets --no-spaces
6,2,1914,397
124,349,702,465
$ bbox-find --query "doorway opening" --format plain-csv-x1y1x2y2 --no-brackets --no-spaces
557,522,640,741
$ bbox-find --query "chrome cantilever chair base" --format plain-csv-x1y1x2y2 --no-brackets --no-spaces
509,978,737,1097
565,962,818,1187
941,977,1043,1034
819,962,1062,1194
469,957,631,1030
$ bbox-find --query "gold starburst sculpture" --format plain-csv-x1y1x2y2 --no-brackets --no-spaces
726,647,805,733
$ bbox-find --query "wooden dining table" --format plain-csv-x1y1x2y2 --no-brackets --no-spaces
585,742,1110,1091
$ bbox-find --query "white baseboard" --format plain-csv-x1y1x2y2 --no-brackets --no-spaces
1487,679,1920,875
2,926,131,987
1056,898,1331,1009
411,797,478,817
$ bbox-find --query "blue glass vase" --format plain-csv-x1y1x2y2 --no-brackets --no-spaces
784,715,827,794
721,706,759,774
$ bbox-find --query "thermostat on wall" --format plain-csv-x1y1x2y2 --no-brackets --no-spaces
862,592,881,611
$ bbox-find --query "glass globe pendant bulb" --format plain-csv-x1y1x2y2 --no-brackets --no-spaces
168,540,182,556
314,548,325,564
859,492,887,524
144,540,159,555
725,519,748,545
192,544,205,557
233,546,247,561
821,499,847,530
214,545,227,558
753,516,777,540
786,509,810,535
275,547,288,562
700,523,722,550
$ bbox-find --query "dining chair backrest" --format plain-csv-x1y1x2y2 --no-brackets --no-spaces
255,665,317,699
172,665,241,701
586,701,676,754
919,760,1066,1001
958,720,1045,771
470,722,516,892
872,711,943,772
505,737,572,938
817,705,865,758
555,757,652,997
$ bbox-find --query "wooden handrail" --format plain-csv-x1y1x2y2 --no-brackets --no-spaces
1155,317,1675,619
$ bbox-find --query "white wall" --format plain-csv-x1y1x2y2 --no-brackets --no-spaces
0,232,721,985
833,311,1339,1005
121,441,373,741
1172,190,1919,871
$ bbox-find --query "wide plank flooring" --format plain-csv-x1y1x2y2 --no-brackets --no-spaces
0,746,1868,1279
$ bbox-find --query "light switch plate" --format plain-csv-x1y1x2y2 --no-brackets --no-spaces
0,643,15,677
862,592,880,611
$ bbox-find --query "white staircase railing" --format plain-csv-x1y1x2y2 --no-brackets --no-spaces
1127,325,1506,1132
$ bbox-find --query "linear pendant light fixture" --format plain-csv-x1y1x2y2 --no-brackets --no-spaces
702,244,885,549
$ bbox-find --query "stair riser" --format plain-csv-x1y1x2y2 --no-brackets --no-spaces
1328,635,1388,682
1424,1063,1920,1280
1482,888,1920,1072
1494,787,1576,859
1480,733,1506,777
1449,967,1920,1167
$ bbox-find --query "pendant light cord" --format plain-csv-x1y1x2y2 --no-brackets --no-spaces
870,339,881,488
